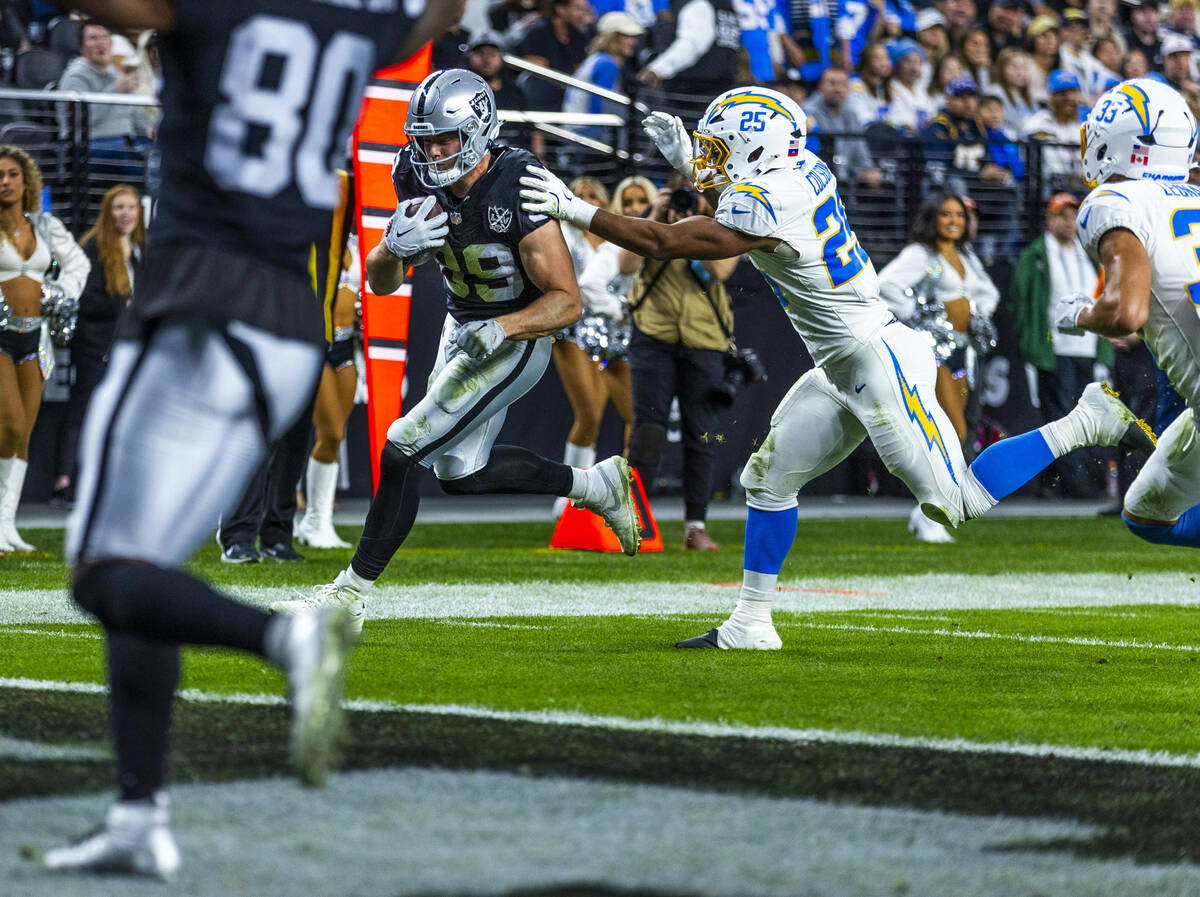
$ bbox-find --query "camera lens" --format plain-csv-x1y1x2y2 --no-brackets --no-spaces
669,188,696,213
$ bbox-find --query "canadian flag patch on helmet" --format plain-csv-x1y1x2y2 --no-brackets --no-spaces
1130,144,1151,166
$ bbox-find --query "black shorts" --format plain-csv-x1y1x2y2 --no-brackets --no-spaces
119,243,324,346
325,336,354,370
0,328,38,363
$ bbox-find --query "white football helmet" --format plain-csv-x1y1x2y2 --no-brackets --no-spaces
689,87,808,190
1081,78,1197,188
405,69,500,188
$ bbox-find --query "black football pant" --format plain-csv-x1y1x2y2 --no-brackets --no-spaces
626,328,725,522
219,389,317,551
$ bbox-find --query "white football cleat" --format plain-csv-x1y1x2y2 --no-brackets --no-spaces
1073,382,1157,453
270,582,365,636
576,456,641,555
908,504,954,543
277,606,354,787
676,620,782,650
44,793,181,879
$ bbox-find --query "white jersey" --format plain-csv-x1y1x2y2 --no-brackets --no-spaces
714,151,893,366
1076,180,1200,410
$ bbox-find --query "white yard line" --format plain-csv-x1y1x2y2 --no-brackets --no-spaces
3,675,1199,771
4,573,1200,625
780,621,1200,652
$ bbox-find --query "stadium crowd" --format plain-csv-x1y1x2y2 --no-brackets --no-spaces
0,0,1192,553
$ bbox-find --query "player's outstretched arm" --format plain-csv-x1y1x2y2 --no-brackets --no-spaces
520,165,773,262
1062,229,1150,338
60,0,174,30
393,0,467,63
492,220,582,341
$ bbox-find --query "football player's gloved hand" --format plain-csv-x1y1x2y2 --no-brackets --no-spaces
642,111,694,181
1054,292,1093,336
519,166,598,229
453,318,507,360
383,196,448,262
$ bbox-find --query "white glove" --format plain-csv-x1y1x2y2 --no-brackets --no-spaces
453,318,507,360
642,111,694,180
383,196,448,261
1054,292,1093,335
518,165,598,229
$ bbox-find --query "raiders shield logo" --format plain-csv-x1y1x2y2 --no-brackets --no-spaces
469,90,491,123
488,205,512,232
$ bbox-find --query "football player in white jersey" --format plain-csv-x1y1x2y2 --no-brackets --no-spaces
521,86,1157,649
1056,78,1200,548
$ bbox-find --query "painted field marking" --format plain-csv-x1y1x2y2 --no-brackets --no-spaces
4,675,1200,771
710,582,889,596
778,621,1200,652
0,627,101,640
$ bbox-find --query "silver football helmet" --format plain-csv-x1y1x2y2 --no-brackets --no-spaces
405,69,499,188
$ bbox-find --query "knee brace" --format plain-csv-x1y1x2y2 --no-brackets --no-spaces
629,423,666,468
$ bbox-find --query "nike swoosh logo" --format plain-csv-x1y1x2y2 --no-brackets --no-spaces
1078,207,1091,229
731,209,749,215
855,384,866,393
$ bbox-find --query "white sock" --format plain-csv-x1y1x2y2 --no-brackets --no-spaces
337,566,374,593
727,570,776,628
567,467,592,502
563,441,595,469
686,519,706,531
1037,419,1079,458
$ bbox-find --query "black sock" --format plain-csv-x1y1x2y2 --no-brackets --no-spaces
74,561,269,655
351,441,424,581
107,631,179,801
438,445,574,496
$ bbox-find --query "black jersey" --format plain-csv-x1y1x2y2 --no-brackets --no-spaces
151,0,414,277
391,143,550,324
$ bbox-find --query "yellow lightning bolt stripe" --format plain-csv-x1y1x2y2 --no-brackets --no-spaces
712,91,797,126
883,341,959,485
729,183,777,222
1119,83,1151,133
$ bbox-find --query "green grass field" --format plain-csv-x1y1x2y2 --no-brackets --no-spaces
4,516,1200,896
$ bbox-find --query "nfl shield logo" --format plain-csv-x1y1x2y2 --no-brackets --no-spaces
1131,144,1150,166
450,211,462,225
488,205,512,232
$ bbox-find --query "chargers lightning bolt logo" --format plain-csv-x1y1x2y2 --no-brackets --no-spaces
883,341,958,485
729,183,777,223
1119,83,1152,134
711,91,798,126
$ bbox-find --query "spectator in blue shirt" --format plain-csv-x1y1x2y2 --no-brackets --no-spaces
563,11,645,137
733,0,787,83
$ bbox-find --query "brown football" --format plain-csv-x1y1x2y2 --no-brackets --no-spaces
406,198,444,220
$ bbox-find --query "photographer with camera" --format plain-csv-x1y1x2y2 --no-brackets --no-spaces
618,180,747,551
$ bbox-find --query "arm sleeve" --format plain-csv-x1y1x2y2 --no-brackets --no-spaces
1076,187,1152,256
44,214,90,300
647,0,716,79
875,244,928,319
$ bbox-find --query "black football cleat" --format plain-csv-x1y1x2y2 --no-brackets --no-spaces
675,628,721,649
261,542,306,562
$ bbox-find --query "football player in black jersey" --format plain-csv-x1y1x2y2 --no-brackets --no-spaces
44,0,464,879
271,69,642,631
